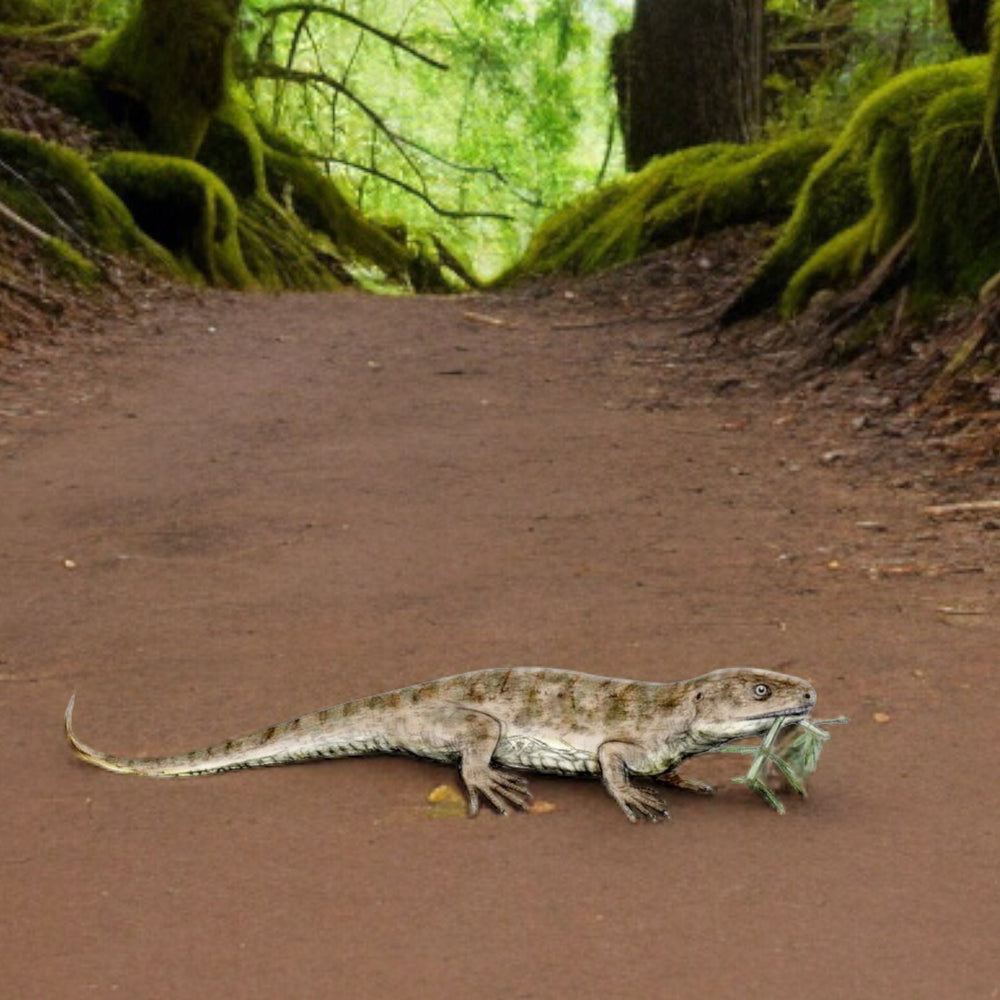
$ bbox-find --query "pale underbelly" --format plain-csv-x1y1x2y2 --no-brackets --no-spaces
492,734,600,776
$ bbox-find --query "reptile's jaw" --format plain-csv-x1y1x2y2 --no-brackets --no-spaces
740,703,813,722
695,699,815,744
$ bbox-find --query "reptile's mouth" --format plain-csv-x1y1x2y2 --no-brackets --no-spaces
741,704,813,722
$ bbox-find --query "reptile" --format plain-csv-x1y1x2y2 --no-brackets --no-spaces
64,665,817,822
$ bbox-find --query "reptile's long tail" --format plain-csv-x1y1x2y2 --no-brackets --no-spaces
63,694,362,777
64,695,162,775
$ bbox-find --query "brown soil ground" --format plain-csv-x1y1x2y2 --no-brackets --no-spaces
2,246,999,998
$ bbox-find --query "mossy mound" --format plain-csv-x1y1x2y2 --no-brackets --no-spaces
96,151,252,288
0,128,178,273
912,83,1000,297
497,133,830,285
729,57,991,318
8,10,450,294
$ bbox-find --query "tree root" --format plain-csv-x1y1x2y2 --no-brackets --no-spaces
796,227,915,370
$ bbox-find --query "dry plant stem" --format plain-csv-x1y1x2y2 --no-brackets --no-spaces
923,499,1000,517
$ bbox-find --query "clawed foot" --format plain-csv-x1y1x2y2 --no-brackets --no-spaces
657,771,715,796
610,782,671,824
463,765,533,817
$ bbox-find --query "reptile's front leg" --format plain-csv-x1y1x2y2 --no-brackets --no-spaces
657,769,715,796
597,741,670,822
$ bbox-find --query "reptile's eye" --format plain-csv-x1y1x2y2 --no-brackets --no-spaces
753,683,772,700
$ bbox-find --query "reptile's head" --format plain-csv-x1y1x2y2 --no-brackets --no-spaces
687,667,816,744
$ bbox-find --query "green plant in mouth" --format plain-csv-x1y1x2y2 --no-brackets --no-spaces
715,715,849,814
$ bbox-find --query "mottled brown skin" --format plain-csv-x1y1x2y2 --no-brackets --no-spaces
65,666,817,822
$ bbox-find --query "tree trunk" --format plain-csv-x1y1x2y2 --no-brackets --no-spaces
612,0,764,172
945,0,990,53
84,0,241,156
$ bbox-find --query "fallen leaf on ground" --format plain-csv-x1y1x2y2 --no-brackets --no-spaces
527,800,557,815
427,784,464,805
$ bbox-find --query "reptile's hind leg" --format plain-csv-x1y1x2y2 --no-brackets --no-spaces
400,704,532,817
453,709,532,817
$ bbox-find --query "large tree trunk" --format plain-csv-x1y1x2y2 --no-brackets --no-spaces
84,0,241,156
612,0,764,172
945,0,990,53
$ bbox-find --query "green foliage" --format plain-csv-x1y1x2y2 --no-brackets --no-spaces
244,0,628,278
0,0,66,24
765,0,964,136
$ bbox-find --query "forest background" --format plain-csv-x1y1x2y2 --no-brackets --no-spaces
0,0,967,280
5,0,1000,418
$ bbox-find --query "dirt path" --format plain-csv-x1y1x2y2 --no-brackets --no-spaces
2,283,998,999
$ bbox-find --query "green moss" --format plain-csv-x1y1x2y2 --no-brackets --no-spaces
42,236,101,284
0,174,48,232
97,151,252,288
254,118,308,158
499,178,632,282
913,82,1000,299
236,195,345,291
25,65,113,131
0,128,176,269
783,217,874,313
262,146,411,281
500,144,737,282
407,238,464,293
82,0,238,156
733,57,988,317
644,133,832,244
782,73,1000,314
984,0,1000,138
198,95,267,199
781,126,915,313
867,126,915,254
499,134,829,285
0,0,65,25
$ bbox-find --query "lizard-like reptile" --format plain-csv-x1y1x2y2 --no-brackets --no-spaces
64,665,816,822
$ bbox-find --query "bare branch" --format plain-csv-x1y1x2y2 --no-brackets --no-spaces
391,132,543,209
306,152,514,222
254,1,449,71
256,62,424,179
0,197,52,242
